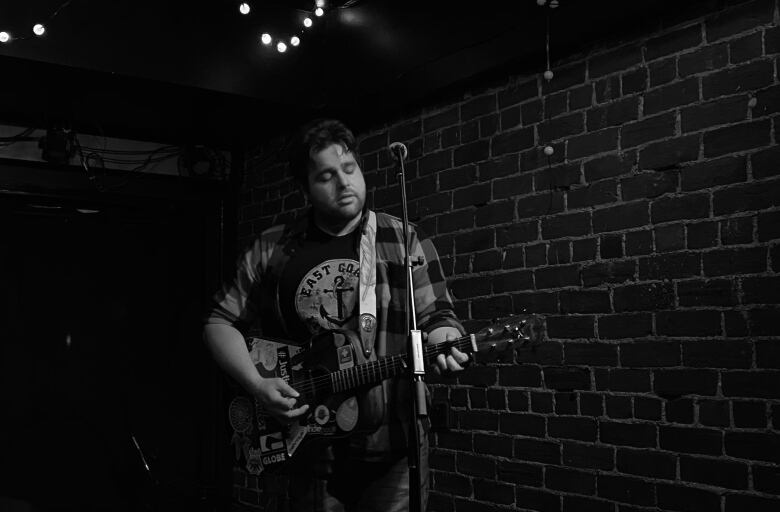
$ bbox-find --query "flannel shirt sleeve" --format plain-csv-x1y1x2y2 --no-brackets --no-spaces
203,237,264,329
409,228,466,337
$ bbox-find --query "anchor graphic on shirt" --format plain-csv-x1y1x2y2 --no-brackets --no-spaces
320,275,357,327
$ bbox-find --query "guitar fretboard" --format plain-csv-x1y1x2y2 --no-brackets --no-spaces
329,334,474,393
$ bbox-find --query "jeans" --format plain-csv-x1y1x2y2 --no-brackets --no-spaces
275,430,429,512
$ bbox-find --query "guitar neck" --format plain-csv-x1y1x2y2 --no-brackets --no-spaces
330,334,474,393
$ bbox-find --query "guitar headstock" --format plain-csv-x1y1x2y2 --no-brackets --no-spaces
472,314,543,362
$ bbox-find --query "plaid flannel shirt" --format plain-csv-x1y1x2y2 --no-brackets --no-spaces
206,208,464,457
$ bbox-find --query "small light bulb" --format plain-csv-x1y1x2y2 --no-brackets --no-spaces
550,0,559,7
315,7,324,16
544,145,555,156
0,31,10,43
277,41,287,53
303,17,313,27
536,0,546,5
261,33,272,45
316,0,325,7
543,69,554,81
290,36,300,47
33,24,45,36
239,3,250,15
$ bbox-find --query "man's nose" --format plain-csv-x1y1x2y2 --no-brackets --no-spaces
335,170,349,187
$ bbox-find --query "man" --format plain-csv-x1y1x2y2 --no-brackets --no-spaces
204,118,468,511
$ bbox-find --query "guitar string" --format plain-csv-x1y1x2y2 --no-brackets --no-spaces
288,334,477,397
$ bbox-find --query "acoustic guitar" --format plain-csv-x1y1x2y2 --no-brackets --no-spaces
227,314,543,475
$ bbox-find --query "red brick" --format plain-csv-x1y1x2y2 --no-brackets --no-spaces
539,113,585,142
621,171,677,200
567,180,619,209
598,313,653,339
498,79,539,109
534,163,582,190
660,425,723,455
730,31,763,63
617,448,676,479
657,310,722,337
644,77,700,115
646,24,704,61
613,282,674,312
752,146,780,179
681,94,749,133
723,371,780,400
587,97,639,131
753,464,780,495
655,223,686,252
651,193,710,223
703,59,774,100
621,112,676,148
725,494,780,512
543,61,587,93
705,0,775,42
703,247,766,276
593,201,649,233
491,126,534,156
681,155,747,191
622,67,648,95
704,119,771,158
547,315,595,339
461,94,496,122
454,140,489,166
567,128,619,159
589,44,643,79
725,430,780,463
638,135,700,170
679,43,729,77
598,475,655,506
654,369,719,395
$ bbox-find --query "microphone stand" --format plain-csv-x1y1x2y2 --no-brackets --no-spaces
391,143,426,512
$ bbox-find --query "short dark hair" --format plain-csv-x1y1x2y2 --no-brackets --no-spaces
287,118,360,191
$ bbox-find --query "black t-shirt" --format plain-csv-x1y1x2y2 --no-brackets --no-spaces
278,223,361,342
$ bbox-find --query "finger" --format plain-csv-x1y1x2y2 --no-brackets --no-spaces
435,353,448,374
446,354,464,372
451,347,470,365
276,379,300,399
289,404,309,419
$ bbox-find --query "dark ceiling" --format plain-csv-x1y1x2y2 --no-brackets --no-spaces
0,0,699,148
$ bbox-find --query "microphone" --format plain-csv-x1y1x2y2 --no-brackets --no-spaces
389,142,408,161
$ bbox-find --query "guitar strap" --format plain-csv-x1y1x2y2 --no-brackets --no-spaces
357,210,377,358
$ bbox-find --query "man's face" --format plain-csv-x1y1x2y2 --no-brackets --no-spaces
306,143,366,226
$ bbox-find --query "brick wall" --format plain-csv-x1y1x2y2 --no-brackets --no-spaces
235,0,780,510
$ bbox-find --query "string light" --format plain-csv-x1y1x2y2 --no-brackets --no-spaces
252,1,329,54
0,0,72,43
239,3,251,15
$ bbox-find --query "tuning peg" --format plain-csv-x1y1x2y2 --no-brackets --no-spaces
486,327,495,335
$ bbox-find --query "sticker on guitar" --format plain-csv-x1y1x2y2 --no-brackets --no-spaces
228,314,543,474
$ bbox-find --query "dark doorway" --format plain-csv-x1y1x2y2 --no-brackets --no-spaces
0,171,229,511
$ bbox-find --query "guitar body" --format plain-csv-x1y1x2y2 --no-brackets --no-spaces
228,331,384,476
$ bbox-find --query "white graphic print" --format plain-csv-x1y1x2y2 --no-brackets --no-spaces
295,258,360,334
